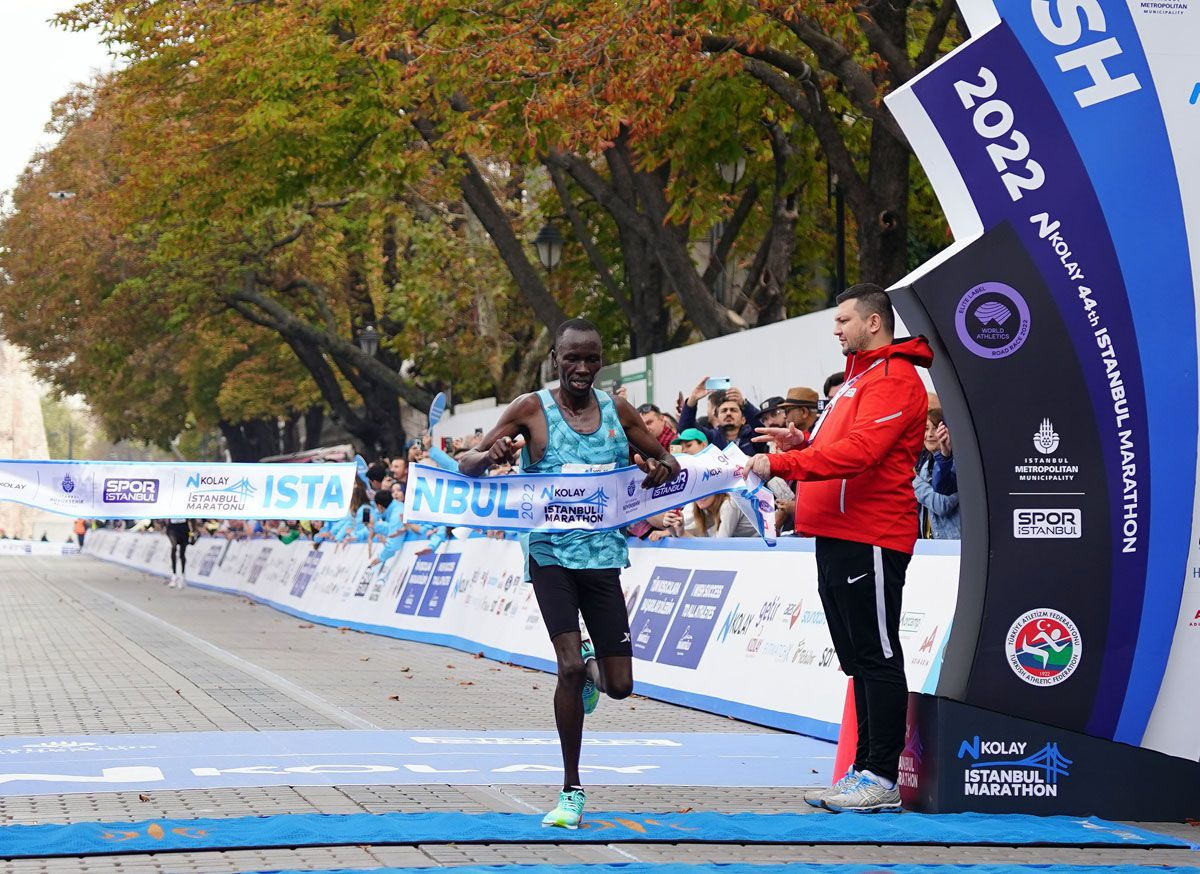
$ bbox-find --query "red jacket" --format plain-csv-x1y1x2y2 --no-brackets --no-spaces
768,337,933,554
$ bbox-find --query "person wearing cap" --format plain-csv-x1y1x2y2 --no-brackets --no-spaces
670,428,709,455
782,387,821,440
757,397,790,429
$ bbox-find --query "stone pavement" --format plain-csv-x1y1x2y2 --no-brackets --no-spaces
0,555,1195,873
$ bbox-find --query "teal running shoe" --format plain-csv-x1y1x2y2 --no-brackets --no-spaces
541,787,586,829
581,640,599,716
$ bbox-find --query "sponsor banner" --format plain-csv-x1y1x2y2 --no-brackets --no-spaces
83,531,960,740
404,444,776,541
0,460,357,521
889,0,1200,757
0,539,81,557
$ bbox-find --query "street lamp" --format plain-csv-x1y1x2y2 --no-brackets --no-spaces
533,223,564,272
715,153,746,189
356,325,380,357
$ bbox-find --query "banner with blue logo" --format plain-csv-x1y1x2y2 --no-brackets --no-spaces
886,0,1200,761
0,459,357,521
404,445,777,541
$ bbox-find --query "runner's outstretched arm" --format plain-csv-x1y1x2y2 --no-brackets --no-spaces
457,394,538,477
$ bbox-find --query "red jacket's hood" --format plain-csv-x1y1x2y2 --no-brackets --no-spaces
845,336,934,375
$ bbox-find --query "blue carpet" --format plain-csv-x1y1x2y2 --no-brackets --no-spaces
0,811,1189,859
0,730,834,795
252,866,1200,874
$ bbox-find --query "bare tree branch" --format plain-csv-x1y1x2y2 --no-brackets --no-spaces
545,161,635,321
916,0,959,71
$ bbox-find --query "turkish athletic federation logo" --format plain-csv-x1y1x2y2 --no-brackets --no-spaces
1005,608,1082,686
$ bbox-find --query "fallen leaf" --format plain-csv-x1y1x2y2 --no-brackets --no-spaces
677,807,693,813
388,695,400,701
338,627,350,633
138,794,151,802
459,681,475,686
400,667,411,673
446,664,456,669
298,623,314,629
474,652,485,658
531,685,539,690
359,657,370,662
403,675,413,680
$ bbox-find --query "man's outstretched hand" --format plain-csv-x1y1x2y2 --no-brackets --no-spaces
752,423,807,451
747,454,773,481
634,452,681,488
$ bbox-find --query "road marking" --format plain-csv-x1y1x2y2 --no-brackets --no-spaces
69,579,380,730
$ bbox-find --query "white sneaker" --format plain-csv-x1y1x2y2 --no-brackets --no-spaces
823,771,902,813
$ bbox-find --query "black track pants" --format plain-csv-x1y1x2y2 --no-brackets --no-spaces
815,536,910,784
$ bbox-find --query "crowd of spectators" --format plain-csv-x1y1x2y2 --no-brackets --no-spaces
93,373,961,560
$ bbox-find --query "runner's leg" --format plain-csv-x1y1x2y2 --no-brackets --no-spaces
577,567,633,699
529,559,587,790
549,629,587,789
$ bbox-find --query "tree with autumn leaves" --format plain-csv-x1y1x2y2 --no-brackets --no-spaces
0,0,961,458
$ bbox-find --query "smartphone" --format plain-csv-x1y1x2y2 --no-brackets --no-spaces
705,377,733,392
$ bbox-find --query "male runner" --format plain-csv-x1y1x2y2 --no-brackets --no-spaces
165,518,193,589
459,318,681,829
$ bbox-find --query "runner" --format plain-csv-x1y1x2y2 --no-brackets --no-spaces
458,317,681,829
165,518,192,589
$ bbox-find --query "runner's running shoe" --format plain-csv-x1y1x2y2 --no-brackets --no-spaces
542,788,587,829
581,640,600,715
804,766,856,808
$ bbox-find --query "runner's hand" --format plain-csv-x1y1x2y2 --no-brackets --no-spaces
753,423,806,450
487,434,525,466
634,452,680,488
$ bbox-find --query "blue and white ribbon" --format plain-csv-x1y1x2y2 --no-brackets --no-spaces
0,459,357,521
405,445,776,543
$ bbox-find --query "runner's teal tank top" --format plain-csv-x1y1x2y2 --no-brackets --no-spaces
520,388,629,575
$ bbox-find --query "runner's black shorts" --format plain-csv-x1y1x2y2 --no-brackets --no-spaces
167,522,190,545
529,558,632,659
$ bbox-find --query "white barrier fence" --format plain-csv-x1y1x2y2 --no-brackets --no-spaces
0,538,81,557
83,531,961,740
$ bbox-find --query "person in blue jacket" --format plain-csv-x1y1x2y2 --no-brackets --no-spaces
913,409,960,539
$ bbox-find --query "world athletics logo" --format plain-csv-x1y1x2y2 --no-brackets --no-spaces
955,281,1031,359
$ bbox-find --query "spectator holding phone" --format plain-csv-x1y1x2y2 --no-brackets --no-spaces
913,409,960,539
679,376,765,456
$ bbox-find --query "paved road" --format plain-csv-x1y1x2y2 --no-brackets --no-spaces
0,555,1194,873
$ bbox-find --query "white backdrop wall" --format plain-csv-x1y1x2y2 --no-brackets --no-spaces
435,308,926,439
85,531,959,740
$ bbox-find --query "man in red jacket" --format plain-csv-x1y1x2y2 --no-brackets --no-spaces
750,284,932,813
